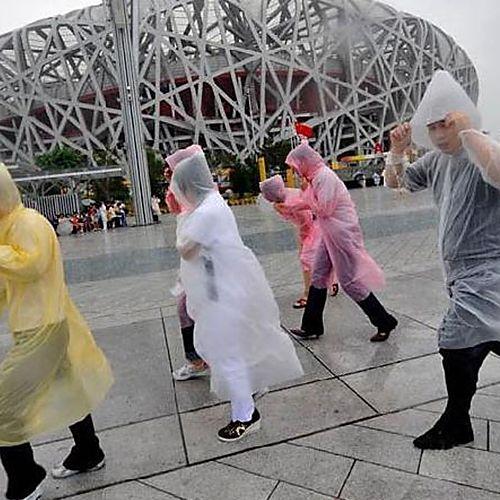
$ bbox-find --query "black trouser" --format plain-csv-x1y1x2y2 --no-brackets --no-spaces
181,325,202,362
0,414,101,499
300,287,394,335
300,286,328,335
439,341,500,427
356,293,396,332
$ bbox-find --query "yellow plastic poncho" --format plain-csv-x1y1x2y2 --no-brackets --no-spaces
0,165,113,446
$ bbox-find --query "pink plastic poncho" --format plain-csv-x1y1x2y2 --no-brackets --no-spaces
260,175,324,274
285,142,384,301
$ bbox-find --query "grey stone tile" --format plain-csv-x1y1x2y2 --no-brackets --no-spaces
164,316,333,413
342,461,500,500
376,274,448,330
68,270,178,318
477,383,500,398
294,424,420,473
32,318,176,446
180,379,375,463
418,393,500,423
280,293,437,376
59,224,174,260
489,421,500,453
343,354,500,415
24,416,185,499
416,400,447,414
90,319,176,429
67,481,178,499
269,482,336,500
341,354,446,413
468,395,500,422
160,305,178,319
420,446,500,493
143,461,277,500
477,355,500,387
358,409,488,451
219,443,352,497
85,307,161,330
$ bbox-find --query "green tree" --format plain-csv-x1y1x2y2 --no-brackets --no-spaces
91,148,130,202
146,147,166,198
93,148,120,167
260,138,292,176
35,145,86,171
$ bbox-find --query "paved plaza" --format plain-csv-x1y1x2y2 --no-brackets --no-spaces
2,186,500,500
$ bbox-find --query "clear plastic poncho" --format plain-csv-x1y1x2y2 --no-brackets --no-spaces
400,71,500,349
410,70,482,150
0,165,113,446
286,142,385,299
174,155,303,399
165,145,205,214
260,175,325,275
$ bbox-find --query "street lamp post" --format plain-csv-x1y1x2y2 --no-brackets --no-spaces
105,0,153,225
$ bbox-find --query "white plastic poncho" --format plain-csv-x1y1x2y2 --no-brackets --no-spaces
400,71,500,349
171,153,303,399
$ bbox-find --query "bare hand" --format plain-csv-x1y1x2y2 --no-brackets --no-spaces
164,166,173,181
390,123,412,155
274,202,287,215
444,112,472,134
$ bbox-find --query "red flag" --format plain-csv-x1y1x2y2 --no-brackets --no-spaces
295,122,314,138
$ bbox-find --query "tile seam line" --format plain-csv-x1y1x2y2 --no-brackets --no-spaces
282,326,380,414
217,461,334,499
337,458,357,499
161,313,190,466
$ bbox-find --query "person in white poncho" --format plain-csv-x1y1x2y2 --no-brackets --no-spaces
385,70,500,450
170,147,303,442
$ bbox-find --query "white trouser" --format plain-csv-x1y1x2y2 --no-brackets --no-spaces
228,377,255,422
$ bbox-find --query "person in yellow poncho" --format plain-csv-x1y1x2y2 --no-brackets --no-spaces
0,165,113,500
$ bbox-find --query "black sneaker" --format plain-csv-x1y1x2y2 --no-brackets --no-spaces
289,328,323,340
370,316,398,342
217,409,261,442
413,421,474,450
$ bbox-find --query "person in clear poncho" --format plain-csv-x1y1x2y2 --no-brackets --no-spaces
385,70,500,450
284,141,398,342
259,175,337,308
0,165,113,500
171,149,303,442
164,145,210,382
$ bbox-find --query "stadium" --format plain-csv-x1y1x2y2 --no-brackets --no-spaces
0,0,479,169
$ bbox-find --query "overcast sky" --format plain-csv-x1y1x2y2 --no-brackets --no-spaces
1,0,498,136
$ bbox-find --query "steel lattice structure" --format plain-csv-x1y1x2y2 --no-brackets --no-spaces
0,0,479,167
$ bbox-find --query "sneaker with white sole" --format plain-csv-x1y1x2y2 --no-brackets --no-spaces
173,362,210,381
217,409,261,442
51,457,105,479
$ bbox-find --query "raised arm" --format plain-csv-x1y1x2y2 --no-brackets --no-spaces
460,129,500,189
0,213,53,282
384,123,412,189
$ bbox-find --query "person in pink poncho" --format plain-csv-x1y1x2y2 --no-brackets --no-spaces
164,145,210,382
260,175,337,309
285,141,398,342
